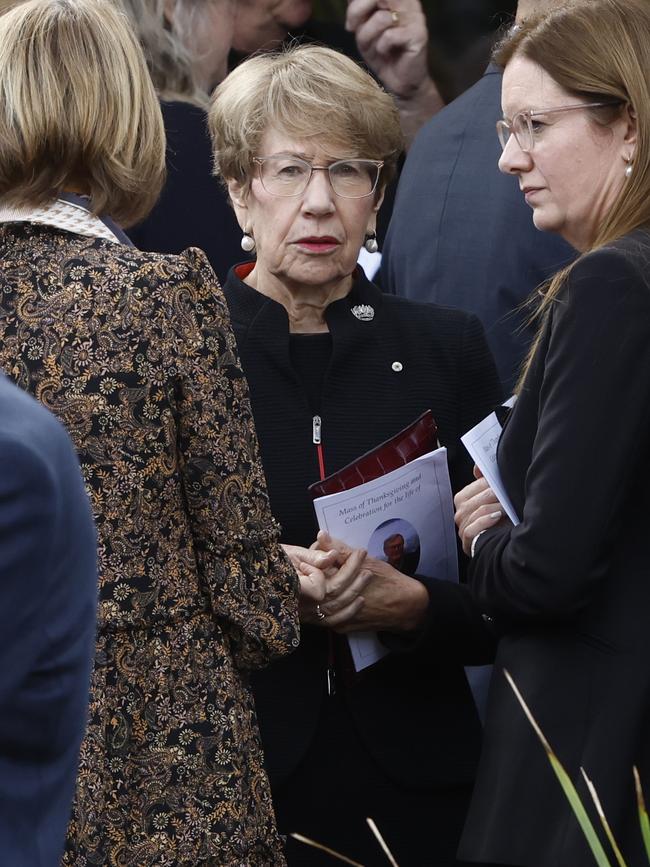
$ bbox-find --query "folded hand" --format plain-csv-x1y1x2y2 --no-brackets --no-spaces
453,467,506,556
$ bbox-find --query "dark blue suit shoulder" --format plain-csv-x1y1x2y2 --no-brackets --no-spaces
0,375,91,526
409,66,501,155
0,375,69,450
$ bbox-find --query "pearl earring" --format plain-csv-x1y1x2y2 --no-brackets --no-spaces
625,162,633,178
364,232,379,254
241,232,255,253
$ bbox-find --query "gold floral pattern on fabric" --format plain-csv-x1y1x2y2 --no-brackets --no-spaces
0,223,299,866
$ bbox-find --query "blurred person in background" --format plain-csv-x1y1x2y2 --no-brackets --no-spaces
231,0,443,148
124,0,232,97
419,0,516,99
124,0,244,282
382,0,573,395
210,44,502,866
0,0,299,863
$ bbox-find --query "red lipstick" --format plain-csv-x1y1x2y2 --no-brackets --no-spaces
295,236,340,253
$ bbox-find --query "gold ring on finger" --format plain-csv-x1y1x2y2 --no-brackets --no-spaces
389,8,400,25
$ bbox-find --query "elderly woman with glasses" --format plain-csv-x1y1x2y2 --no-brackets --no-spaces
453,1,650,865
209,45,502,866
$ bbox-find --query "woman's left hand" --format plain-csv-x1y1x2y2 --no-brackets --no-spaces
282,543,342,625
313,531,429,633
454,471,506,556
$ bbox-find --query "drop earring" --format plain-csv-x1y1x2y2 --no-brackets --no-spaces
241,231,256,253
625,161,633,178
364,232,378,254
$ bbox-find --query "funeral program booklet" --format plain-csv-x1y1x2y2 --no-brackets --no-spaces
460,395,520,526
312,446,458,671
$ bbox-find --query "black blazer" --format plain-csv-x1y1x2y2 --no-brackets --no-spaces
224,265,502,790
459,231,650,867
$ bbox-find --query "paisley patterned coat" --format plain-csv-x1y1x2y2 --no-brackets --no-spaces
0,223,299,866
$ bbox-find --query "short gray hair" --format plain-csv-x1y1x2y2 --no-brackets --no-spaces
209,44,404,193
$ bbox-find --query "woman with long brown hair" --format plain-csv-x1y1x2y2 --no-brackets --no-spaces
454,2,650,865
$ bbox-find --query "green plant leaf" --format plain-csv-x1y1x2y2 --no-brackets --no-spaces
633,766,650,863
504,669,613,867
581,768,628,867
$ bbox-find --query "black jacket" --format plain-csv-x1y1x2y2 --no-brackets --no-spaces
459,232,650,867
224,265,502,788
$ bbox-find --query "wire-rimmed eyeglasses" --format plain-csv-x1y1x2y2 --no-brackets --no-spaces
253,155,384,198
496,101,622,153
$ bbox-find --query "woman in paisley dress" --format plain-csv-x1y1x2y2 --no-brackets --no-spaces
0,1,299,864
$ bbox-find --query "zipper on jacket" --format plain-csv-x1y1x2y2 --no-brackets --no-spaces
312,415,326,481
313,414,335,696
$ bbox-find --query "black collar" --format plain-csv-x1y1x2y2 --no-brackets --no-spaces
223,263,384,335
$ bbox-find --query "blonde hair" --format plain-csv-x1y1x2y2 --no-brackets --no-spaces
494,0,650,385
208,44,404,193
0,0,166,226
119,0,214,106
119,0,197,103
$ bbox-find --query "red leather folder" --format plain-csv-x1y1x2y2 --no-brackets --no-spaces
308,410,438,499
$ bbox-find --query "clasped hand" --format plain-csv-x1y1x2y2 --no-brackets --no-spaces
283,531,428,633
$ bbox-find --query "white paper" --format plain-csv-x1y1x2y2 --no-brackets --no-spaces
461,397,520,525
312,446,458,671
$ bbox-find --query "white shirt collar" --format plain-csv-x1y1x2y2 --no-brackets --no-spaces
0,197,123,244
